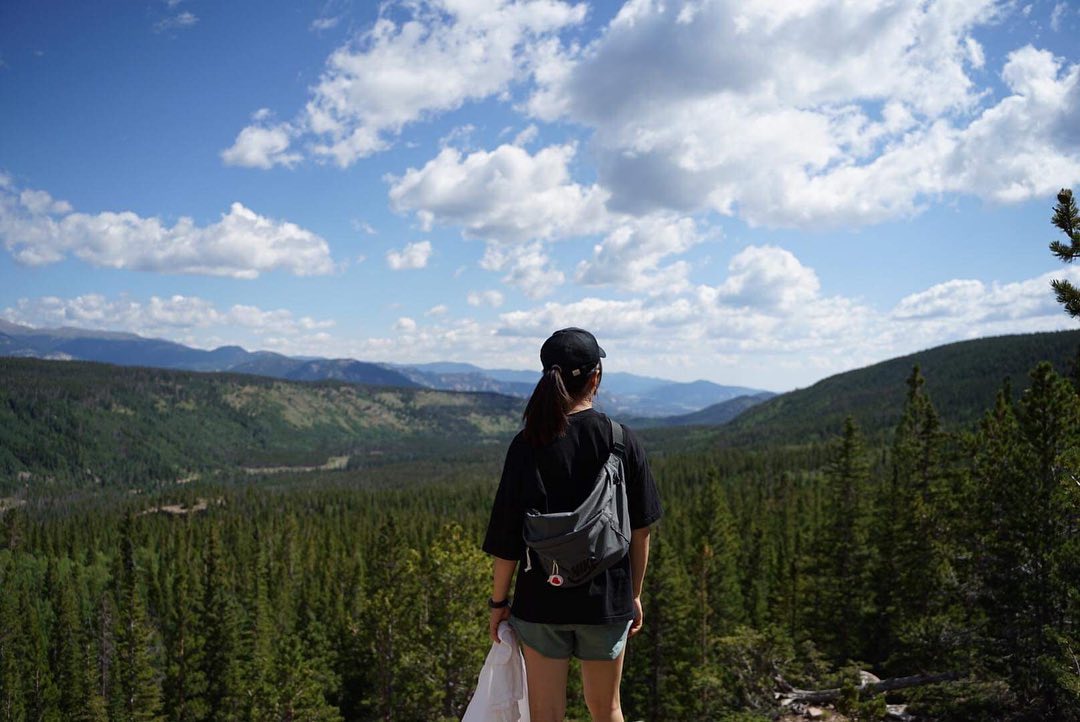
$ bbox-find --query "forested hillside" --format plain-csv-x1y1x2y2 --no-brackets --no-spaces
0,353,1077,720
717,329,1080,444
0,358,521,491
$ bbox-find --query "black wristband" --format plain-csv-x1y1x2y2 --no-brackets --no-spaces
488,597,510,609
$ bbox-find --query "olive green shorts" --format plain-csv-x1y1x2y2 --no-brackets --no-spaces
509,615,632,661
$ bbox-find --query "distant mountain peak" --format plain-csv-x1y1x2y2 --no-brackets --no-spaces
0,319,34,334
0,321,766,415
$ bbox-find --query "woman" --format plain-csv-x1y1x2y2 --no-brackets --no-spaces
482,328,663,722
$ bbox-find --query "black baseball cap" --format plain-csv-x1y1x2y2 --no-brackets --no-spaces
540,327,606,376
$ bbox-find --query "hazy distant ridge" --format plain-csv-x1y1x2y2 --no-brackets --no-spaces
0,323,766,418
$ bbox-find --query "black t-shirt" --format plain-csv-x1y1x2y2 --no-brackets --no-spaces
482,409,663,624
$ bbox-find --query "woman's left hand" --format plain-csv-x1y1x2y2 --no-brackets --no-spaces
489,606,512,642
628,596,644,638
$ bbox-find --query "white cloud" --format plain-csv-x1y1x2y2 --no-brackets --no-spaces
524,0,1080,228
426,304,449,316
965,36,985,69
498,296,657,339
492,250,1080,387
311,16,341,32
2,294,336,339
576,216,702,296
439,124,477,149
352,219,377,235
0,181,337,278
390,143,721,298
386,240,432,269
712,245,821,311
467,289,505,308
891,269,1080,324
513,124,539,146
154,11,198,33
941,46,1080,203
230,0,587,167
221,112,301,169
480,242,564,298
394,316,418,332
1050,2,1068,33
388,143,608,243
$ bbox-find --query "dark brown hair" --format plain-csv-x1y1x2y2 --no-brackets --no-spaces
522,361,602,447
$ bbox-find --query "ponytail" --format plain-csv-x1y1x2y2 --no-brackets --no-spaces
522,362,601,447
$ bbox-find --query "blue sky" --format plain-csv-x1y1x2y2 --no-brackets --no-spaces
2,0,1079,390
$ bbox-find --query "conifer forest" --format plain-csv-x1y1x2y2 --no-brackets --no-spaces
0,353,1078,721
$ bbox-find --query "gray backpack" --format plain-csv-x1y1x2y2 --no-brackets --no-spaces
522,419,631,588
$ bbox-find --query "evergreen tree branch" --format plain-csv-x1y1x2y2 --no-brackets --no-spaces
1047,189,1080,319
1051,279,1080,319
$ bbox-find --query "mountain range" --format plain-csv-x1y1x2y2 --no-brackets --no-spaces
0,321,771,418
2,326,1078,490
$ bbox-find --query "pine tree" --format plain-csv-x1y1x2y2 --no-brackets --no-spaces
622,528,698,722
79,580,110,722
873,366,959,672
424,523,489,720
767,470,805,640
806,417,874,665
269,633,343,722
94,589,118,721
21,568,61,722
51,564,88,720
243,542,278,722
741,518,774,631
969,365,1080,719
115,513,163,721
0,565,28,722
162,532,207,722
335,553,371,721
1013,364,1080,718
200,529,244,722
686,468,747,716
1048,188,1080,319
366,518,432,721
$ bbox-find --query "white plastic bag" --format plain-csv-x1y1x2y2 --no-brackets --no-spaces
462,621,530,722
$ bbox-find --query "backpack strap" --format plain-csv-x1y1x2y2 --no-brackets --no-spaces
610,418,626,458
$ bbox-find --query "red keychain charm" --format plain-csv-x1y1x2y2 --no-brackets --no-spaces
547,561,563,586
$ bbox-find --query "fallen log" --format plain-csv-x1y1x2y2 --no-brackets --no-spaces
776,670,964,706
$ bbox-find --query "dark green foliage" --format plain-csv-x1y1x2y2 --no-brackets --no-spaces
622,528,697,721
0,562,28,722
876,367,963,673
835,666,887,722
1049,188,1080,318
162,530,207,721
0,357,521,492
968,363,1080,720
804,417,874,665
424,524,490,720
0,355,1077,720
114,513,163,721
711,625,794,711
689,469,745,668
718,329,1080,445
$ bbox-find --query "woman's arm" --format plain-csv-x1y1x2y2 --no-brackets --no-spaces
489,555,517,642
628,526,651,637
